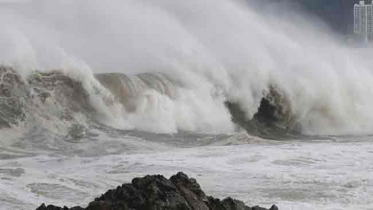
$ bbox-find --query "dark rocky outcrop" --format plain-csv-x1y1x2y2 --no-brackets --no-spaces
36,172,278,210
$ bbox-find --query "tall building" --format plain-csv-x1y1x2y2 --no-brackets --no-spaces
354,1,373,41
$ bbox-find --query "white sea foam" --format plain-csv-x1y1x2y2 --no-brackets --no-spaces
0,0,373,134
1,135,373,210
1,1,373,135
1,1,373,209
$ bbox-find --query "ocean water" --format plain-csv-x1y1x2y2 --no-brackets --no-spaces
1,0,373,209
2,130,373,210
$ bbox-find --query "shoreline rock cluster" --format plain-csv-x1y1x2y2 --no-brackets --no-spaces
36,172,278,210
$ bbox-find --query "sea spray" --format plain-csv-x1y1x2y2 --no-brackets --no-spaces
0,0,373,135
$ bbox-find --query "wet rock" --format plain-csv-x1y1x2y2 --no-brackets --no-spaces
207,196,250,210
36,172,278,210
36,203,84,210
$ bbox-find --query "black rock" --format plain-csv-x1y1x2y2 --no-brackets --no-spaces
36,203,84,210
36,172,279,210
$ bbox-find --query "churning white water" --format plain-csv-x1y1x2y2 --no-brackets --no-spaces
1,0,373,134
2,132,373,210
0,0,373,209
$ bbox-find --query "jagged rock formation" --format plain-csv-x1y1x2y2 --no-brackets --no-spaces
36,172,279,210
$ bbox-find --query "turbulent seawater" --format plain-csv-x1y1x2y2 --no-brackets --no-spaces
1,0,373,209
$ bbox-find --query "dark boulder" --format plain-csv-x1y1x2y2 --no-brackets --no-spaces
36,172,278,210
36,203,84,210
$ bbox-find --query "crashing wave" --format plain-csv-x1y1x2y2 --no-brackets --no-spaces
0,66,96,141
0,65,302,139
0,66,27,127
95,72,177,113
225,85,301,140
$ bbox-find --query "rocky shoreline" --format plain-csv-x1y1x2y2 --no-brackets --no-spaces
36,172,278,210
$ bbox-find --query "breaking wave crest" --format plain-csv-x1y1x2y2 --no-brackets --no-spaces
0,66,233,136
1,0,373,139
0,65,301,139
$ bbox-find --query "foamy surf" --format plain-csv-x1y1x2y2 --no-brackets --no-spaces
0,0,373,210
